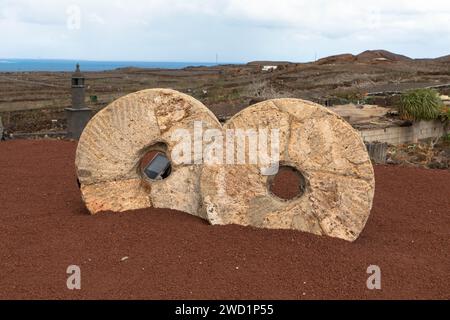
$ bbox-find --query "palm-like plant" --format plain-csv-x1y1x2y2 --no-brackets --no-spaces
399,89,443,121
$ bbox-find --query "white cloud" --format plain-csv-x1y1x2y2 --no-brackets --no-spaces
0,0,449,61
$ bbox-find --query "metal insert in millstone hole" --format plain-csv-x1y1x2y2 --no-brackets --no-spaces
143,152,172,181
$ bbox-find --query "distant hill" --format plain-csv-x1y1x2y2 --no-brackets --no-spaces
356,50,412,62
316,53,356,65
247,61,292,66
250,51,449,66
316,50,413,65
434,54,450,62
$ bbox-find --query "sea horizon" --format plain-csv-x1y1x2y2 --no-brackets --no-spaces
0,58,236,72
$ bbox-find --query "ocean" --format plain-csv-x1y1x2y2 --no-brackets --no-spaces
0,59,221,72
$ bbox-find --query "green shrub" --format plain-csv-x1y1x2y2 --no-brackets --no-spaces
399,89,443,121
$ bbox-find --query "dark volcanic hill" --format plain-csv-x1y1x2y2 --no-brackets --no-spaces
316,53,357,65
317,50,413,65
356,50,412,62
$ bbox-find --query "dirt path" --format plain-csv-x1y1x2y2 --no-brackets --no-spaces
0,140,448,299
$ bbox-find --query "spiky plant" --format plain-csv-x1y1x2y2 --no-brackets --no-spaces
399,89,443,121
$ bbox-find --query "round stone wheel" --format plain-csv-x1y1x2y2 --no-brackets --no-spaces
200,98,375,241
76,88,221,216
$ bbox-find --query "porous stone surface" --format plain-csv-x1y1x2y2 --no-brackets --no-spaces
201,99,375,241
76,88,221,216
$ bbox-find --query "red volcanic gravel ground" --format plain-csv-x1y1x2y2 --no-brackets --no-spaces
0,140,449,300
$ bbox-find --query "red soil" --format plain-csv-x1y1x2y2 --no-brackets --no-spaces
0,140,449,300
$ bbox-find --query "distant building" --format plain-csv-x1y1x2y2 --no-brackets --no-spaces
262,65,278,72
441,95,450,107
65,64,92,139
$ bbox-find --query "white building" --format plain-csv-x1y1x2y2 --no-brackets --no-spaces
262,65,278,72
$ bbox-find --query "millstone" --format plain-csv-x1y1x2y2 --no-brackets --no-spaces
200,98,375,242
75,88,221,216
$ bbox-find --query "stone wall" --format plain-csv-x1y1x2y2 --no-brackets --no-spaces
365,142,388,164
360,120,449,145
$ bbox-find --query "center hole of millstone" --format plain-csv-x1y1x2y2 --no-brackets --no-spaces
140,143,172,181
268,165,306,201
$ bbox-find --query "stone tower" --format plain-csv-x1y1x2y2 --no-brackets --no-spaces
65,64,92,139
72,63,85,108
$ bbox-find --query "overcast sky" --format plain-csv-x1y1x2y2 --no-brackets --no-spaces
0,0,449,62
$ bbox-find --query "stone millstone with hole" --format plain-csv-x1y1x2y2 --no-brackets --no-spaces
200,98,375,242
76,88,221,216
